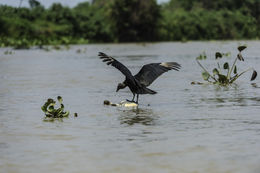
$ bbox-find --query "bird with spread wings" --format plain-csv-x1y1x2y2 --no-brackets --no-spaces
99,52,181,103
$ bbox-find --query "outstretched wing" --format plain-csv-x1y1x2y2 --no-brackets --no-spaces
134,62,181,87
98,52,135,81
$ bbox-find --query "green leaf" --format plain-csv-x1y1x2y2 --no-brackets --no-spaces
238,45,247,52
56,108,63,116
62,111,70,117
202,71,210,81
223,62,229,69
41,99,54,113
251,70,257,81
47,105,55,113
57,96,63,104
47,98,55,103
196,52,207,60
41,106,47,113
218,74,228,84
215,52,222,59
213,68,219,75
234,66,237,74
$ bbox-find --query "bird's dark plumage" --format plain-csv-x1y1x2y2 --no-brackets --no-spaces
134,62,181,87
98,52,181,103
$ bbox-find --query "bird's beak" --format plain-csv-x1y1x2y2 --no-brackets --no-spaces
116,88,119,92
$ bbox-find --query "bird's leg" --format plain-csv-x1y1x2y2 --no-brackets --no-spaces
127,94,135,102
136,94,139,104
131,94,135,102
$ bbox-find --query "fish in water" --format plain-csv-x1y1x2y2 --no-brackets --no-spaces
99,52,181,103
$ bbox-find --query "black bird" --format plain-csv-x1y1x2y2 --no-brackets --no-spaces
99,52,181,103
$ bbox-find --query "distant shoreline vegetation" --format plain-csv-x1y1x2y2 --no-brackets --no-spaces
0,0,259,49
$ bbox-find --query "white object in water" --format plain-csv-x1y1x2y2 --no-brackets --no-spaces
104,100,138,107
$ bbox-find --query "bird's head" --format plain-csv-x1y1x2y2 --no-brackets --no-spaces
116,83,126,92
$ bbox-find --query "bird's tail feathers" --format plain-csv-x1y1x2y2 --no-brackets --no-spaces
141,87,157,94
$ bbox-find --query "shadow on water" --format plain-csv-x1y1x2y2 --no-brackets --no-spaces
118,108,158,126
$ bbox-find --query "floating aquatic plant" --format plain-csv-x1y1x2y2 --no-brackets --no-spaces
41,96,70,118
195,46,257,86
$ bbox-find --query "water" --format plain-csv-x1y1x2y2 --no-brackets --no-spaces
0,41,260,173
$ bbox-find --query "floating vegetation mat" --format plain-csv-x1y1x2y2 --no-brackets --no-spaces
41,96,76,121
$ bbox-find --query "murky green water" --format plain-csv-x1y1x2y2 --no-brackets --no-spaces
1,41,260,173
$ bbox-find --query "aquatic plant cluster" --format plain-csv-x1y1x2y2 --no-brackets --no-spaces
196,46,257,85
41,96,69,118
1,0,260,48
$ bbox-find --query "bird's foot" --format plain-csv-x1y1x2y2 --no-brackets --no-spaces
126,99,137,103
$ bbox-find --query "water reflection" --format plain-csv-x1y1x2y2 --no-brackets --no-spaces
118,108,158,126
251,83,260,88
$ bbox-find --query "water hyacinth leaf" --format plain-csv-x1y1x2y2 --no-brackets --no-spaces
218,74,228,84
215,52,222,59
56,107,64,115
213,68,219,75
234,66,237,74
45,113,53,118
202,71,210,81
63,111,70,117
237,52,244,61
47,98,55,104
41,98,56,113
251,70,257,81
41,106,47,113
47,105,55,113
238,45,247,52
223,62,229,69
57,96,63,104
